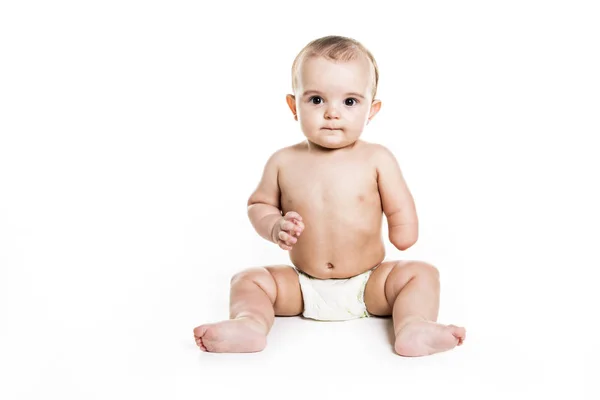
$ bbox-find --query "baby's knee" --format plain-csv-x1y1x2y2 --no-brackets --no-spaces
230,267,276,293
391,261,439,284
416,262,439,279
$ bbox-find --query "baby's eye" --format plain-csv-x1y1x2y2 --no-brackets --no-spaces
345,98,358,106
310,96,323,105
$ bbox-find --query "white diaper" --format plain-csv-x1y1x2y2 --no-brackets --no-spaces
295,267,375,321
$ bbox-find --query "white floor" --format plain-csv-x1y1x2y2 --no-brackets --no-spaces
1,244,597,399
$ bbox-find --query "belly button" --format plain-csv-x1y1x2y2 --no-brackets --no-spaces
326,263,334,269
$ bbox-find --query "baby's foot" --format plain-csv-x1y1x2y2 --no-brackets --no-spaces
193,317,267,353
394,317,466,357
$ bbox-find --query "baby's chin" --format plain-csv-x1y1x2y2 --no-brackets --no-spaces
306,137,359,150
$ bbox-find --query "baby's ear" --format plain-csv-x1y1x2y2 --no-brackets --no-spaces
286,94,297,120
367,100,382,123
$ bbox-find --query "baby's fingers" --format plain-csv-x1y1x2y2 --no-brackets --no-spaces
280,220,298,233
286,219,304,237
278,241,293,251
292,219,305,232
284,211,303,222
277,230,297,246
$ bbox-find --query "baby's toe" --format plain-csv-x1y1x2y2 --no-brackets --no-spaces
447,325,466,344
193,325,209,348
193,325,207,337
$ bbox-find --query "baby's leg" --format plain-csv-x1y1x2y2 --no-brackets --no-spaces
364,261,466,356
193,265,303,353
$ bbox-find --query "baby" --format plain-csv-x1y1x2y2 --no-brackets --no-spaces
194,35,466,356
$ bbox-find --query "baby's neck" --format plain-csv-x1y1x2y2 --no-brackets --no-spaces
305,139,360,154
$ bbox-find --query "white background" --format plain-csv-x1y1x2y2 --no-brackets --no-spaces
1,1,598,399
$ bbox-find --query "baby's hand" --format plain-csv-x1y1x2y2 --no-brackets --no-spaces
271,211,305,251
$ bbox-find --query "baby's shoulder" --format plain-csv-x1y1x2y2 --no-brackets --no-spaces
356,140,395,163
268,142,307,162
358,139,387,153
260,143,304,172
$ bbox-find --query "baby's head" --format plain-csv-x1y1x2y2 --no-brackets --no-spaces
286,35,382,150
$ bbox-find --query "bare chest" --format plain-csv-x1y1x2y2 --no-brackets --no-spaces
279,159,380,213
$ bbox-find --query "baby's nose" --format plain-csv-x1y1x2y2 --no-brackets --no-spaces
324,106,340,119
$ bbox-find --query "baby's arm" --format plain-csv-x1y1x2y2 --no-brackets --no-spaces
376,145,418,250
247,151,304,250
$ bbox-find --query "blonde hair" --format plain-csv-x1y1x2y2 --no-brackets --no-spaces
291,35,379,99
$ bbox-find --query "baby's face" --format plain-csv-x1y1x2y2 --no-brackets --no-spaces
291,56,379,149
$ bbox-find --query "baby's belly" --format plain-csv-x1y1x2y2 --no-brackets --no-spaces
288,210,386,279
